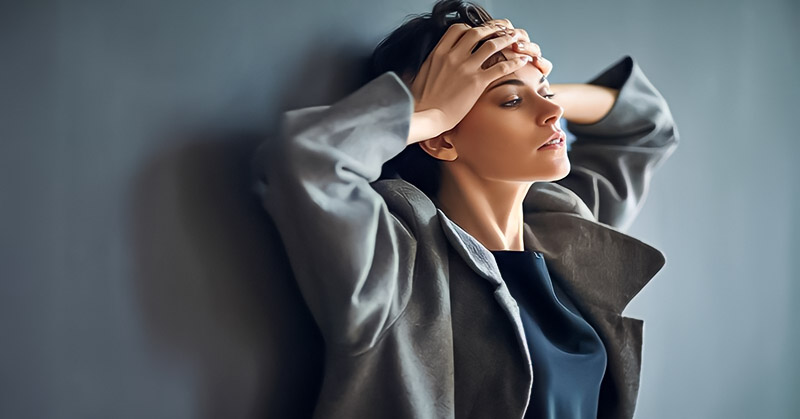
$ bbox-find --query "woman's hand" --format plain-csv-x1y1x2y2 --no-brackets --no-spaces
488,20,618,124
486,19,553,77
407,22,534,142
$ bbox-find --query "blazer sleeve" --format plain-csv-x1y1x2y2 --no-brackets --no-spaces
250,71,417,355
553,55,680,232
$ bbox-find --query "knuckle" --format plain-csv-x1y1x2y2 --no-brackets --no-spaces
447,23,468,33
488,38,506,49
446,54,462,67
494,61,511,73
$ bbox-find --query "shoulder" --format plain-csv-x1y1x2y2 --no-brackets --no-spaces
370,178,440,235
524,182,597,221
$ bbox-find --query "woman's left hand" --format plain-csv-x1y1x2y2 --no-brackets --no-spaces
485,19,553,77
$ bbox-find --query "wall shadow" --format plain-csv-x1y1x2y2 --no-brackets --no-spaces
127,43,376,418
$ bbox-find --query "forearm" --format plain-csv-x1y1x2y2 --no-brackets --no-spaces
260,71,416,352
550,83,620,125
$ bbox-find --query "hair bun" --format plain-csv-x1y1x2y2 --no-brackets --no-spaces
431,0,490,28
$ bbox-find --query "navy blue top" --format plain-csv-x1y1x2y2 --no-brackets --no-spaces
491,250,607,419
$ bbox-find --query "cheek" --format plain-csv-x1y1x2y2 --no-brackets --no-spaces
455,107,532,162
455,107,515,153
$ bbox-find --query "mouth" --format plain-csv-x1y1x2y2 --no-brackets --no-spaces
538,131,566,150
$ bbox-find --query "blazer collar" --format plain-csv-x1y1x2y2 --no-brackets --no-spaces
435,182,666,316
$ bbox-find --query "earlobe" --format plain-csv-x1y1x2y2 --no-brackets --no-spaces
418,134,458,162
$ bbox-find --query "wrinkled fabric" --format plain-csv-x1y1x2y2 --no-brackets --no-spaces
250,54,679,419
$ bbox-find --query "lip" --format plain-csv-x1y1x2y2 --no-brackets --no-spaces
538,131,566,149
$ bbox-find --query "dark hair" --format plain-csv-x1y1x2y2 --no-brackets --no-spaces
370,0,497,200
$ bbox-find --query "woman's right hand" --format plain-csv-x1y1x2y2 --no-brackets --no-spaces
408,22,533,140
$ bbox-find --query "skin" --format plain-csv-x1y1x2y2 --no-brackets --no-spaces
406,19,619,251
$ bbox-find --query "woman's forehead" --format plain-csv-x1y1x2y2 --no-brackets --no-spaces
515,63,546,84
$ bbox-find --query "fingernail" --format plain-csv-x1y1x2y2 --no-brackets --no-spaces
516,41,524,49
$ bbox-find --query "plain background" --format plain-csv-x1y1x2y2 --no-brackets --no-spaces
1,0,797,418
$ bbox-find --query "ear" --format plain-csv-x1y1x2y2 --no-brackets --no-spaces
418,131,458,162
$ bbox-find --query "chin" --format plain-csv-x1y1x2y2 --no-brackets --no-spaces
547,162,571,182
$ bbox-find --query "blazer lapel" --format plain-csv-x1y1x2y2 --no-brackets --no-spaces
521,213,665,315
436,208,534,379
520,182,666,316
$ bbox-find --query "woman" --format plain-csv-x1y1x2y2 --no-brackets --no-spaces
251,0,679,418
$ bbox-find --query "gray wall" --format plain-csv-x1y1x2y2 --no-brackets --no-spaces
1,0,797,418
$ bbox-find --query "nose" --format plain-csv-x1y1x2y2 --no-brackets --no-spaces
538,98,564,127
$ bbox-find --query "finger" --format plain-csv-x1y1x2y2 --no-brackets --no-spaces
480,54,534,85
534,55,553,77
485,18,515,30
513,28,530,42
466,31,521,68
432,23,472,52
451,24,510,56
510,40,541,57
421,23,472,91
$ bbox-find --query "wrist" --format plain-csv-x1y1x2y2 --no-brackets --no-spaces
406,108,445,145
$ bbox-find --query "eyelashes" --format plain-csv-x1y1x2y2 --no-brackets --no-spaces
501,93,557,107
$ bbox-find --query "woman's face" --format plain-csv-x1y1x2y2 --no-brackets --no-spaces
441,58,570,183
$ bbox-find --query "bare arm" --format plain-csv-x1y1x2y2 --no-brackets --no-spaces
550,83,620,125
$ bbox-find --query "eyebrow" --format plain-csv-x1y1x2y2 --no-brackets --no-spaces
488,75,548,91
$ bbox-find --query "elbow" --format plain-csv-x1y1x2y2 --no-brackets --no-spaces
651,95,681,150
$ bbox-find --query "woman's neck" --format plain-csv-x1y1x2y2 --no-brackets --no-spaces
436,166,533,251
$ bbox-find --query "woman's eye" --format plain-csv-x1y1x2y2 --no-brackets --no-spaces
502,93,557,107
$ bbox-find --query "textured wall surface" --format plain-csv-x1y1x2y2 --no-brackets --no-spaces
1,0,797,418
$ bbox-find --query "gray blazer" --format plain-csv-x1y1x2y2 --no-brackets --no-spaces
251,55,679,419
